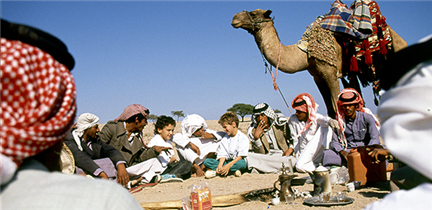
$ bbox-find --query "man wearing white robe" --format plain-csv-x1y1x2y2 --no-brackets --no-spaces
172,114,223,176
288,93,338,174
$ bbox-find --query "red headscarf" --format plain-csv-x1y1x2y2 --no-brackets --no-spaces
1,38,77,168
291,93,318,135
114,104,149,121
337,88,365,110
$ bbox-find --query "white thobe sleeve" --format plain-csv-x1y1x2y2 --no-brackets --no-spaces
205,129,223,142
247,125,263,148
316,114,330,127
172,133,190,148
288,115,301,151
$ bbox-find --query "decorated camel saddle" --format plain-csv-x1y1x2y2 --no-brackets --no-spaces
297,0,391,105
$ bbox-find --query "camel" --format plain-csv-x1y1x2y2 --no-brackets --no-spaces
231,9,407,119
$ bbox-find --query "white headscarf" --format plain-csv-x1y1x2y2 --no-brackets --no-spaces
72,113,99,151
181,114,207,138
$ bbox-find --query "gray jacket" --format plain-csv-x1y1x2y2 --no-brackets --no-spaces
99,121,157,166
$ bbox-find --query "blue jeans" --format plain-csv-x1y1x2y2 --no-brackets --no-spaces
203,158,247,172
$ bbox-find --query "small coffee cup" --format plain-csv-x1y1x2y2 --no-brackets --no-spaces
337,192,347,202
346,182,355,192
271,197,280,205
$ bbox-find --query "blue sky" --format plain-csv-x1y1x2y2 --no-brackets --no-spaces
2,1,431,123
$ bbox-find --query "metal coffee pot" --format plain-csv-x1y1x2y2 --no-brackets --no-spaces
312,164,332,196
274,163,297,202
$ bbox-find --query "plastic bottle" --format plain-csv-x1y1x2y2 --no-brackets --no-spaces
347,149,367,185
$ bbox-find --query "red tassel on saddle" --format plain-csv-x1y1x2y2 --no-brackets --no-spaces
350,56,359,72
362,39,372,66
376,14,387,56
379,39,387,55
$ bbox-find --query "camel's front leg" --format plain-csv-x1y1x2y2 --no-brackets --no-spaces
309,63,340,119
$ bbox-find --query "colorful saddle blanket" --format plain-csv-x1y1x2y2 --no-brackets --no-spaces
318,0,392,63
321,0,372,39
296,0,393,105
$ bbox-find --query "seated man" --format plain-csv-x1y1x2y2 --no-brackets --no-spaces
172,114,223,177
323,88,381,167
288,93,339,174
99,104,171,184
246,103,295,173
64,113,129,186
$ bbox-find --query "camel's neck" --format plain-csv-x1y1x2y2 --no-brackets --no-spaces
254,22,308,74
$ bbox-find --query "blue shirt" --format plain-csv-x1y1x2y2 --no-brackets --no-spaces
331,111,380,152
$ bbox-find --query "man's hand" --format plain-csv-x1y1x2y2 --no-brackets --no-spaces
169,156,177,164
283,148,294,156
368,148,390,164
328,119,340,130
189,142,201,156
193,163,205,177
116,163,129,187
153,146,172,156
217,164,232,176
339,150,350,161
98,171,109,179
253,120,267,140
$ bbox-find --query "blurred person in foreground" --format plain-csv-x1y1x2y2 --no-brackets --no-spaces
364,34,432,209
0,19,142,209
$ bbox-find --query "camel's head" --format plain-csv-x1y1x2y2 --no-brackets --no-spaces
231,9,273,33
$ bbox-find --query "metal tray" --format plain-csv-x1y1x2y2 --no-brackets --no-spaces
303,196,354,206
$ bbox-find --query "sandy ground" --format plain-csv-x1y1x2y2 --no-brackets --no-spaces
132,119,390,209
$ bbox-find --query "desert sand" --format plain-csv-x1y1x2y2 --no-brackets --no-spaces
132,119,390,209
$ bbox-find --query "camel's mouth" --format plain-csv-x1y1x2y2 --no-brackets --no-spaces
231,21,241,28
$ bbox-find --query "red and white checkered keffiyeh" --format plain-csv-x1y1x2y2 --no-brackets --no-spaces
291,93,319,135
0,38,77,168
114,104,149,121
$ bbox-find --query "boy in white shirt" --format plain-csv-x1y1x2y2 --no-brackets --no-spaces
203,112,249,178
148,116,191,182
